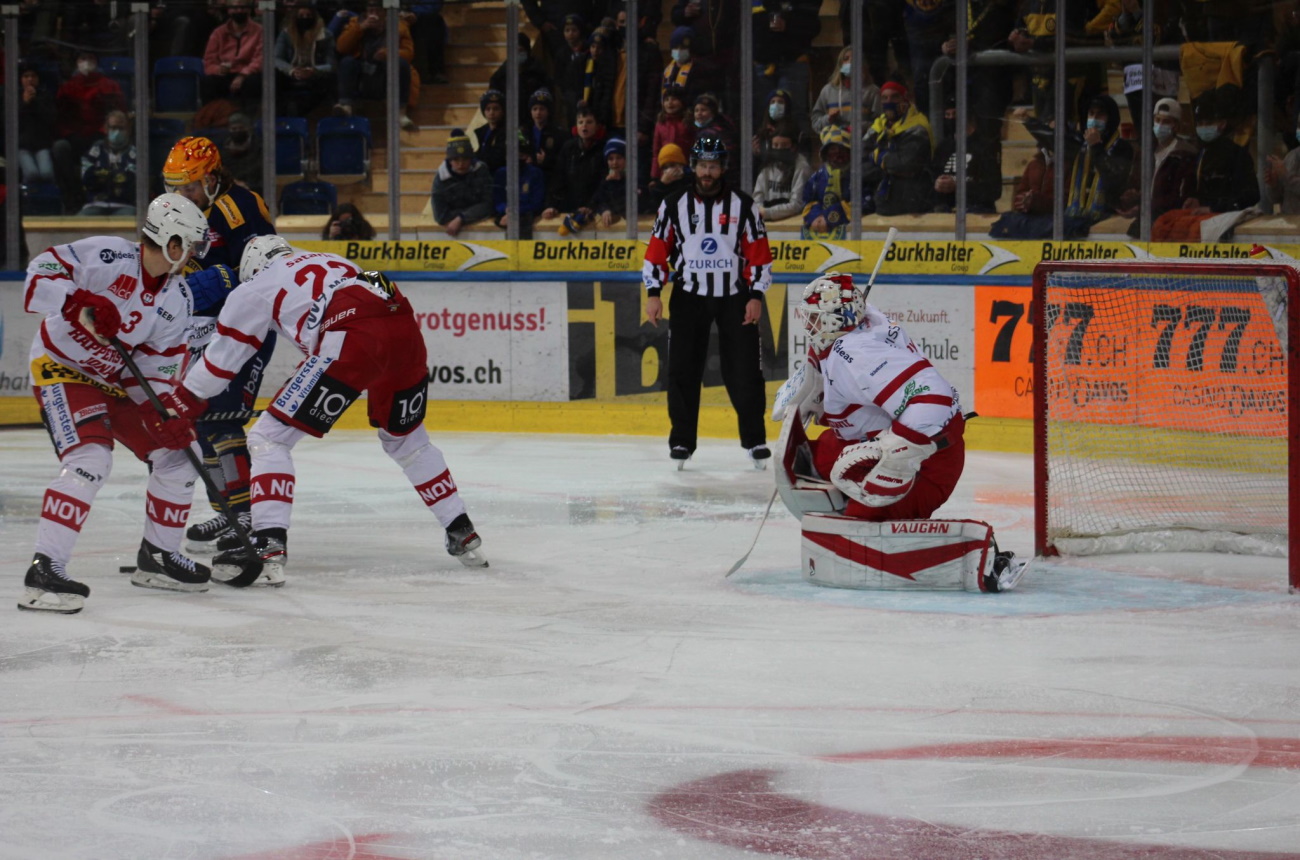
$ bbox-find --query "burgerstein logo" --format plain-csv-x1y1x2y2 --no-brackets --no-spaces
701,237,719,254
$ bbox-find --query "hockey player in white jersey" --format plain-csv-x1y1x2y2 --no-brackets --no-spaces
772,271,1025,593
19,193,215,614
152,236,487,586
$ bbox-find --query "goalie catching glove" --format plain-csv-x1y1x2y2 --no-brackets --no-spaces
830,424,937,507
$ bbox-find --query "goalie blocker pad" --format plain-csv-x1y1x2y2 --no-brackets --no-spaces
801,514,1000,592
775,407,844,521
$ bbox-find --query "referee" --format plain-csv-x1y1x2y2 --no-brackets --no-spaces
642,134,775,469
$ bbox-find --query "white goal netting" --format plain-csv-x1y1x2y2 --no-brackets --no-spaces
1036,262,1293,560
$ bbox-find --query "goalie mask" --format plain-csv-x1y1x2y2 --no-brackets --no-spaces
798,272,867,351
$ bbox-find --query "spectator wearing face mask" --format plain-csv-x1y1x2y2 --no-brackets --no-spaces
660,26,718,104
77,110,137,216
1120,98,1196,233
1061,94,1133,225
53,50,127,212
862,80,935,217
202,0,264,108
930,100,1002,214
219,112,264,195
274,0,337,118
811,46,880,137
1181,95,1259,214
753,121,812,222
753,89,794,158
752,0,820,131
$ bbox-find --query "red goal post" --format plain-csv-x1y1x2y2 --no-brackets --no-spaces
1032,259,1299,593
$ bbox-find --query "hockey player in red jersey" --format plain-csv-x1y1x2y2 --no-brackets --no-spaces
153,236,487,586
19,193,215,614
772,271,1025,592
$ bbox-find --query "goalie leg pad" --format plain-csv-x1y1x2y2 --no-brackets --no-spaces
775,408,845,521
801,514,997,591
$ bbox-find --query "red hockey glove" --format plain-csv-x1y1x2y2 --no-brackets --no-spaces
62,289,122,342
157,387,208,421
138,400,196,451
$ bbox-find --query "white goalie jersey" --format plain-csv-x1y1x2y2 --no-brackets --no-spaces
24,237,192,399
818,305,961,442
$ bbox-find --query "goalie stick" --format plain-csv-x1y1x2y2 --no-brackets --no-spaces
726,228,902,579
111,339,266,588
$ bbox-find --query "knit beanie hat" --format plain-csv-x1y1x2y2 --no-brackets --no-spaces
880,81,908,98
670,26,693,49
657,143,687,167
480,89,505,112
446,129,473,160
529,88,553,109
603,137,626,158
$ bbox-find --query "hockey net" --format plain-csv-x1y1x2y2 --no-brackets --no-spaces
1032,260,1298,592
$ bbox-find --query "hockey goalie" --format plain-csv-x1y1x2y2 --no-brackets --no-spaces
770,272,1027,593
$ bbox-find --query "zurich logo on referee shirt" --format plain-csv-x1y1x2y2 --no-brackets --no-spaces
701,237,718,254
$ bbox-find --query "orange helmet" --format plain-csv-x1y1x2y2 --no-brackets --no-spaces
162,136,223,187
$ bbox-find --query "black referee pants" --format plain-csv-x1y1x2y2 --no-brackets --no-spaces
666,288,767,452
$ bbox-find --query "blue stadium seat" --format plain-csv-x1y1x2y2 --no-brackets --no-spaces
316,116,371,183
280,180,338,216
99,56,135,106
275,117,309,179
22,182,64,216
153,56,203,114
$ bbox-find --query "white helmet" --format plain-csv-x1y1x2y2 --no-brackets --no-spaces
797,272,867,351
240,235,293,282
143,193,210,272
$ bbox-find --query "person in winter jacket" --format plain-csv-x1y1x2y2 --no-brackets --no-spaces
862,80,935,216
201,0,264,106
542,104,608,220
752,0,820,128
1063,94,1133,223
651,84,693,180
590,137,629,229
753,122,812,222
433,130,494,237
17,62,58,185
333,0,417,130
802,125,861,238
1182,94,1260,214
78,111,137,216
930,103,1002,213
811,45,880,137
646,143,692,212
474,89,509,174
274,0,337,117
493,131,547,237
525,89,567,185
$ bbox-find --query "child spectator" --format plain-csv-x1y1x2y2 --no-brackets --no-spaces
862,80,935,216
526,89,565,182
651,84,692,180
646,142,692,212
753,122,812,222
334,0,416,130
474,89,509,174
77,110,136,216
542,103,608,224
494,130,547,237
589,137,629,229
17,62,57,186
202,0,264,108
321,202,376,240
274,0,337,118
432,129,494,237
811,46,880,137
801,125,857,238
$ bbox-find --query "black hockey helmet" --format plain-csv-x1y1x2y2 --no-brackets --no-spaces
690,134,728,168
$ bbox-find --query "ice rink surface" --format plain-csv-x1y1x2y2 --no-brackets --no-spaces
1,427,1298,860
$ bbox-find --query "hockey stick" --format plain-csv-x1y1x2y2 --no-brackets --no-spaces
724,487,779,578
864,226,898,296
110,339,265,588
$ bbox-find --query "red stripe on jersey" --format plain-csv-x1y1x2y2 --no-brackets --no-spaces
50,247,77,278
645,233,672,267
145,493,191,528
41,490,91,532
415,470,459,507
133,343,188,357
905,394,954,408
873,360,932,408
202,353,238,381
216,321,264,350
24,272,73,311
822,402,863,421
272,289,287,330
251,473,296,504
889,421,935,446
292,309,311,342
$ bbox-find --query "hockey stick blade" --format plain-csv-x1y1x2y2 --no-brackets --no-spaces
110,339,265,588
725,488,779,578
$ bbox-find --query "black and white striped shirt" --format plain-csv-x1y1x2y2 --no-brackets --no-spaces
642,186,773,299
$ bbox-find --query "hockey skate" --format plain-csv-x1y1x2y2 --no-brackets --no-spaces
748,444,771,471
984,550,1030,593
670,446,692,471
212,512,253,555
185,512,230,554
445,514,489,568
212,533,287,588
18,554,90,614
131,540,212,592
